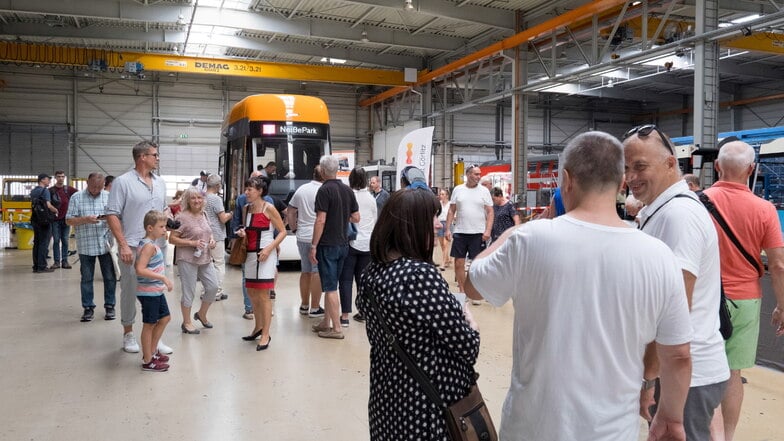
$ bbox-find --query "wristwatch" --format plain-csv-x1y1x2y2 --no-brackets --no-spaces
641,378,658,391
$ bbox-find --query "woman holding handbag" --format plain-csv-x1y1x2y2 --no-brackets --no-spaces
356,189,483,441
235,177,286,351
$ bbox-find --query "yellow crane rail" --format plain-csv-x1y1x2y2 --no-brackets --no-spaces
0,42,406,86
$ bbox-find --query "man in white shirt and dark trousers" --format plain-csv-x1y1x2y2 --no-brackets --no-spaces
624,124,730,441
466,131,693,441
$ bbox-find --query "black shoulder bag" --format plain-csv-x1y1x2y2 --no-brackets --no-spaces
365,291,497,441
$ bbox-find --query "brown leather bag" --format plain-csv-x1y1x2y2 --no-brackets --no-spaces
227,205,249,266
228,236,247,266
444,381,497,441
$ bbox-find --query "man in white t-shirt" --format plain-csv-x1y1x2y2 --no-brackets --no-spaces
466,131,693,441
624,125,730,441
445,164,493,292
287,165,324,317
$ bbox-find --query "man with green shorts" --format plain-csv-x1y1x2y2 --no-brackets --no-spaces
703,140,784,440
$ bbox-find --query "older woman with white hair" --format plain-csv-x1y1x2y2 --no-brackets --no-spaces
205,174,232,301
168,187,219,334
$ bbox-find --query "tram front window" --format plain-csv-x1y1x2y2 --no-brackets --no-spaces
253,138,326,201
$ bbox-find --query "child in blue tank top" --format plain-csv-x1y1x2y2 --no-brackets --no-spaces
134,210,173,372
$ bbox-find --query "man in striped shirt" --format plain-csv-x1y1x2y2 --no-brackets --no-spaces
66,172,116,322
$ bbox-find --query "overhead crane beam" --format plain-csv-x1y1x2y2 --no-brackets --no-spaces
625,17,784,55
0,42,406,86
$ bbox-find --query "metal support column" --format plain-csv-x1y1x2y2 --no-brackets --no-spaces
71,69,79,177
512,10,528,202
693,0,720,151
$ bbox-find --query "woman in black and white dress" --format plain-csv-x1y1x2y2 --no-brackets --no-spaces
356,188,481,441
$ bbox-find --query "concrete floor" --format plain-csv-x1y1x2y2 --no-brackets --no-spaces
0,236,782,441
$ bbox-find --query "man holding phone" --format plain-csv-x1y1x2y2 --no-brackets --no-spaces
66,172,117,322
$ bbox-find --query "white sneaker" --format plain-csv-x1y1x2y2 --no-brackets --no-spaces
471,300,482,306
157,340,173,355
122,332,140,353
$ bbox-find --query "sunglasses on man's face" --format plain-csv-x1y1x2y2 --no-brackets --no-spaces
623,124,675,155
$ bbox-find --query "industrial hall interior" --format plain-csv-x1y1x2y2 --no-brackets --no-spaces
1,0,784,440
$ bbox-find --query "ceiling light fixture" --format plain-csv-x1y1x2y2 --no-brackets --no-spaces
405,0,414,10
361,31,369,43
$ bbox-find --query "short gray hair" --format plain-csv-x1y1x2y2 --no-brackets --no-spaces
320,155,339,177
132,140,157,160
563,131,624,192
717,141,755,173
206,174,222,189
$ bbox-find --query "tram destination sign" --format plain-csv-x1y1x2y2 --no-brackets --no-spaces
254,122,326,139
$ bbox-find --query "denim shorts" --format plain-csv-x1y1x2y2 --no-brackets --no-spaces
297,241,319,273
436,220,447,238
316,244,348,292
137,294,170,324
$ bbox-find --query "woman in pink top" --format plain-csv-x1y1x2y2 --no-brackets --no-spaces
168,188,219,334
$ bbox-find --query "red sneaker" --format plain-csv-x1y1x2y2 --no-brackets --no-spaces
153,352,170,363
141,359,169,372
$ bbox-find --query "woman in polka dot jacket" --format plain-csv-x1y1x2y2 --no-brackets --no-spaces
357,188,481,440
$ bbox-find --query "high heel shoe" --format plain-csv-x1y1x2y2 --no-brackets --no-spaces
242,329,262,341
256,336,271,351
194,312,213,328
181,323,200,334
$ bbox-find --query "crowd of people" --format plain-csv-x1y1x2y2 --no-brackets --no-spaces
26,128,784,439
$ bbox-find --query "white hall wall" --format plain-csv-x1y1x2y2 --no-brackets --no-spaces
0,66,369,182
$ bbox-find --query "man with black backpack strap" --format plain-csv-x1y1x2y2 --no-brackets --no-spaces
624,125,729,441
702,141,784,441
30,173,58,273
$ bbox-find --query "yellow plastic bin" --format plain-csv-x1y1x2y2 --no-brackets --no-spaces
14,223,34,250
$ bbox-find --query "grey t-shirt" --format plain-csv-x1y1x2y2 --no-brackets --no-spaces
205,193,227,241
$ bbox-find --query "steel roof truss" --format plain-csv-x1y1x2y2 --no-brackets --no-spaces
530,42,553,78
651,0,680,47
599,1,630,62
565,26,590,65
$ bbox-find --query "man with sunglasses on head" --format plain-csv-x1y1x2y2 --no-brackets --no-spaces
106,141,173,356
445,163,493,294
624,125,729,441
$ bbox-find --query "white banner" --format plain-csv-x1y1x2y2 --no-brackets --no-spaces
395,126,435,190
